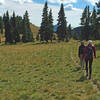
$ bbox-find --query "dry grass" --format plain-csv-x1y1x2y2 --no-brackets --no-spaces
0,40,100,100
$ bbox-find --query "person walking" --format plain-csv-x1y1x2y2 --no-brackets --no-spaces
78,41,85,69
83,40,96,80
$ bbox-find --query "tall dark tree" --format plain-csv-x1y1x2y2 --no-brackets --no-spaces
38,2,50,42
22,11,33,42
90,7,98,39
0,16,3,43
96,1,100,40
48,9,54,42
4,11,13,44
11,12,20,43
67,24,72,39
56,3,67,41
80,6,91,40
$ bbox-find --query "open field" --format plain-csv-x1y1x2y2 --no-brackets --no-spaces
0,40,100,100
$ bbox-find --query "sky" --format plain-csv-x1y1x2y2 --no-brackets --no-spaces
0,0,99,28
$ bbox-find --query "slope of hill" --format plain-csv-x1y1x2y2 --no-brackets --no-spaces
30,23,39,39
72,26,83,39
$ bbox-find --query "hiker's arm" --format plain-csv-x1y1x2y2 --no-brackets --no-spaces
93,46,96,58
82,47,86,60
78,47,80,57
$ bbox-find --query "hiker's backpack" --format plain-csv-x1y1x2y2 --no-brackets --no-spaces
80,45,85,54
86,46,93,59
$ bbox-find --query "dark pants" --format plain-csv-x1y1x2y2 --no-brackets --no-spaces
85,57,93,79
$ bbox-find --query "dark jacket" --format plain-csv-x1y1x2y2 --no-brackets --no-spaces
78,45,85,57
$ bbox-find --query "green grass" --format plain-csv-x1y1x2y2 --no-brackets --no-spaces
0,41,100,100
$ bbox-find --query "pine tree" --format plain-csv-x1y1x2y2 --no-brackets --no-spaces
96,2,100,40
48,9,53,42
90,7,98,40
22,11,33,42
80,6,91,40
0,16,3,43
39,2,50,43
56,3,67,41
67,24,72,39
16,16,23,35
11,12,20,43
4,11,13,44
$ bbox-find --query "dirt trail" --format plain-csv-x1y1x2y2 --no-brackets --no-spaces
70,52,100,94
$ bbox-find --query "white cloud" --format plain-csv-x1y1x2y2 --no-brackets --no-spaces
0,0,5,5
0,0,83,27
48,0,77,4
12,0,33,4
86,0,99,5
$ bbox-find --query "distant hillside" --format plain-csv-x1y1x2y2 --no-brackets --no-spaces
72,26,83,35
72,26,83,39
30,23,39,39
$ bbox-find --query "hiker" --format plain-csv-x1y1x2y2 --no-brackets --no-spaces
78,41,85,69
83,40,96,80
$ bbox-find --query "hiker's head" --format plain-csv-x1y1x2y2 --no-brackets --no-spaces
88,40,92,45
81,41,84,45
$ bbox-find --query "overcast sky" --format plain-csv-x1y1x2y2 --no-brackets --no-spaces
0,0,99,28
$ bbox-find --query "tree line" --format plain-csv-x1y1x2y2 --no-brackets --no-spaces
0,10,33,44
80,1,100,40
0,2,72,44
0,1,100,44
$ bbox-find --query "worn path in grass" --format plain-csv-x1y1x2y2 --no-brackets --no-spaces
0,41,100,100
70,50,100,95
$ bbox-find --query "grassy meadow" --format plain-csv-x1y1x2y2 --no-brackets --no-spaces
0,40,100,100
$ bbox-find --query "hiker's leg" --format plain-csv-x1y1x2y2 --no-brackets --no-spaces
83,59,85,69
89,58,93,79
82,56,85,70
80,55,82,68
85,59,88,77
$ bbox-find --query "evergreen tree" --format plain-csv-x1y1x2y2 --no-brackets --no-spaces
39,2,50,42
56,3,67,41
4,11,13,44
96,2,100,40
22,11,33,42
67,24,72,39
11,12,20,43
90,7,98,40
48,9,54,42
16,16,23,35
0,16,3,43
80,6,91,40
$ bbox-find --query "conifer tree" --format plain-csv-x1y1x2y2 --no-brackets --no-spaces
48,9,53,42
0,16,3,43
67,24,72,39
56,3,67,41
90,7,98,39
22,11,33,42
16,16,23,35
80,6,91,40
4,11,13,44
96,2,100,40
11,12,20,43
39,2,50,42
